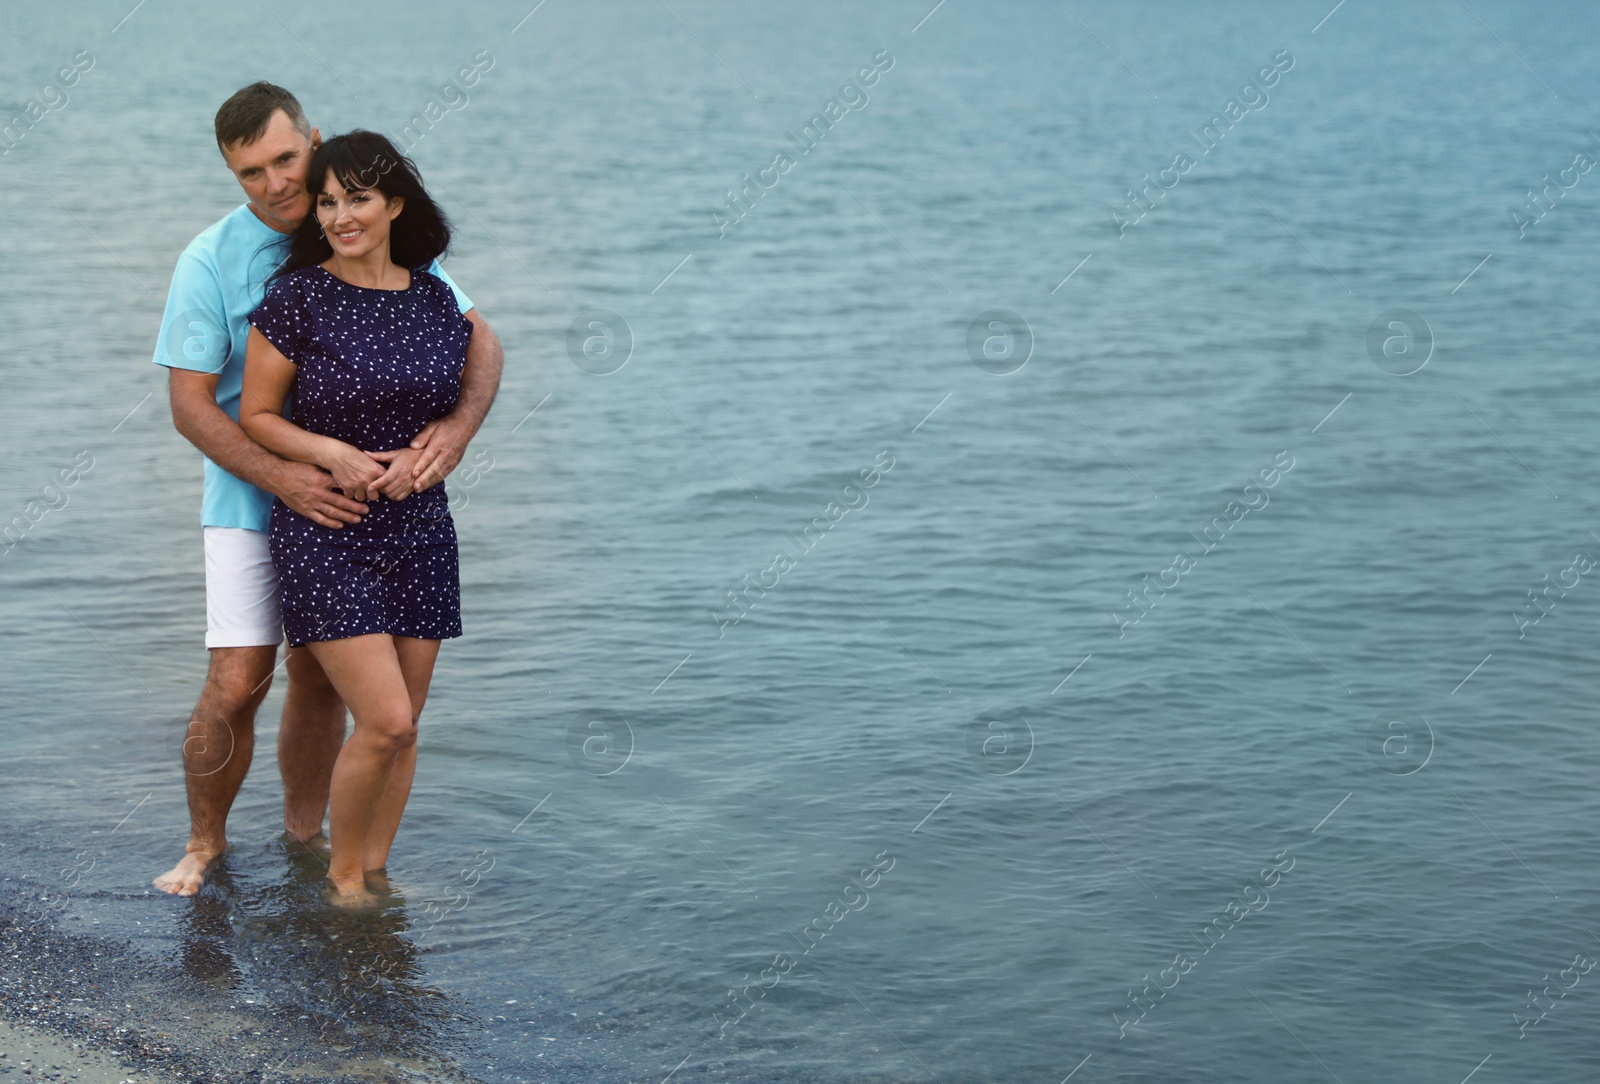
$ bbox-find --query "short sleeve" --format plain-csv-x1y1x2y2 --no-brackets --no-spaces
153,252,230,373
424,259,473,314
248,275,308,362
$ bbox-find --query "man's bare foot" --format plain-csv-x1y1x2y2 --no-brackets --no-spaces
280,830,331,858
283,823,329,846
153,848,223,897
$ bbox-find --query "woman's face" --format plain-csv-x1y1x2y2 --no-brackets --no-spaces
315,169,404,261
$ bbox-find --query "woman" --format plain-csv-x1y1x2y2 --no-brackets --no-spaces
240,131,472,905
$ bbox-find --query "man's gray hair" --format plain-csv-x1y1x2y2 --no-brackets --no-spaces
214,81,310,155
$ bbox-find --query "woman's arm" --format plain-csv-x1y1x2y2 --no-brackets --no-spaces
169,369,370,528
240,326,386,501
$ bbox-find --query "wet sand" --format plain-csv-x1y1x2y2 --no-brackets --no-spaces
0,1019,162,1083
0,884,483,1084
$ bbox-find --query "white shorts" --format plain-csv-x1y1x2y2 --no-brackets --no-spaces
203,526,285,649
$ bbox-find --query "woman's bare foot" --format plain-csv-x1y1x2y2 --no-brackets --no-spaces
153,847,224,896
326,872,380,910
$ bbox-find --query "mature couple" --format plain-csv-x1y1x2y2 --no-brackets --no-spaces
151,82,503,906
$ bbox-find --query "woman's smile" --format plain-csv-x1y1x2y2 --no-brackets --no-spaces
315,169,404,265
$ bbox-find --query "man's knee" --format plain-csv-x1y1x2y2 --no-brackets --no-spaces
285,645,342,706
202,645,278,716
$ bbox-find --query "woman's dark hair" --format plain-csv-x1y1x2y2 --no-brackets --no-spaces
271,130,451,282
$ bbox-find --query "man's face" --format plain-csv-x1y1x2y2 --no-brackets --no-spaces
221,108,322,234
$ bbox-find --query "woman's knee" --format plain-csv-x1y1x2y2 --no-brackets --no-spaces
360,705,418,754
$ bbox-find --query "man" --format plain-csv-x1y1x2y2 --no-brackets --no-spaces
150,82,502,896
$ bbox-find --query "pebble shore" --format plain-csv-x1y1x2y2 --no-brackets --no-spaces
0,887,479,1084
0,1018,162,1084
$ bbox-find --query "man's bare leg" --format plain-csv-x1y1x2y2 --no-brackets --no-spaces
153,645,277,896
279,645,347,843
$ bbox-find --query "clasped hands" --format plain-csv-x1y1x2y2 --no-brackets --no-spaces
277,418,470,528
325,417,469,503
328,443,427,502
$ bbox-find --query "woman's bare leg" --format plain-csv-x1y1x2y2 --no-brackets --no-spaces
362,636,440,875
304,634,414,900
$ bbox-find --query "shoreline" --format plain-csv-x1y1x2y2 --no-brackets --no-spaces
0,1018,164,1084
0,881,483,1084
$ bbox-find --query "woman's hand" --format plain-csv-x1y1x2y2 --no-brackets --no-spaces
368,447,424,501
320,442,387,501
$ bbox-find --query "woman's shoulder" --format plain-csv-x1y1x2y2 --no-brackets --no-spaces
250,266,327,334
411,267,468,314
260,265,324,303
412,266,450,293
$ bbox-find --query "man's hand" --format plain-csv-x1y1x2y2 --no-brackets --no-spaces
404,308,503,491
369,447,424,501
272,459,369,528
409,415,472,492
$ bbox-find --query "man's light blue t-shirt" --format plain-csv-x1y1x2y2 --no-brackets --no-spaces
152,203,473,531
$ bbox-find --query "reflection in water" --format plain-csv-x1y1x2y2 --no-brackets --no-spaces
172,839,468,1078
0,827,471,1083
174,871,241,992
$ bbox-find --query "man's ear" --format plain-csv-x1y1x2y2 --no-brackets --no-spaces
309,125,322,150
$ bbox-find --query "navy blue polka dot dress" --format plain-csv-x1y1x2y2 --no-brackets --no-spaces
248,264,471,647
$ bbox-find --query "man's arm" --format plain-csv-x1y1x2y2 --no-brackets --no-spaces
409,308,504,491
168,368,369,529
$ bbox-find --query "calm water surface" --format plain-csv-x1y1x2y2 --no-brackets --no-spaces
3,1,1600,1081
